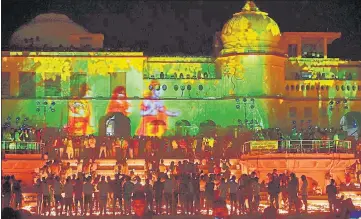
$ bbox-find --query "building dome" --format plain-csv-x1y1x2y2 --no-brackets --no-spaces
10,13,90,48
221,1,281,55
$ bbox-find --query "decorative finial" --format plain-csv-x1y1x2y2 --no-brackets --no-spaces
242,0,260,12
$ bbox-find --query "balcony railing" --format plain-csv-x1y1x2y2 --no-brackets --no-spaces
1,141,44,155
242,140,353,154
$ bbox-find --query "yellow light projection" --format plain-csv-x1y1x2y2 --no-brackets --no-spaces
221,0,281,54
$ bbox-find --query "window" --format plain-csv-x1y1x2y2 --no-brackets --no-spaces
19,72,35,97
109,72,126,96
44,74,61,96
288,44,297,57
289,107,297,118
70,73,87,97
80,37,92,47
1,72,10,97
304,107,312,118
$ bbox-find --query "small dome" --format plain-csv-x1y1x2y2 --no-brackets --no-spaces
10,13,89,48
221,1,281,54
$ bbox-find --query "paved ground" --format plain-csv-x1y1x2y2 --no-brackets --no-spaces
33,213,339,219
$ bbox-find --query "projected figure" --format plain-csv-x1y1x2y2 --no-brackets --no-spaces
107,86,131,115
67,84,93,136
136,80,180,137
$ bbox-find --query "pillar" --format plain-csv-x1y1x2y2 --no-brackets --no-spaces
324,38,328,59
297,37,302,58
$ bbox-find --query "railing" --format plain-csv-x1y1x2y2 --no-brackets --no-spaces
1,141,44,155
242,140,353,154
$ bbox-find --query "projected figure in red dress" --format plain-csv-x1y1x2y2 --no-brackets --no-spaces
136,80,179,137
107,86,131,116
67,84,94,136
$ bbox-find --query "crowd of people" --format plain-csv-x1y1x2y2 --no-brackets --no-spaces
1,124,360,218
2,156,358,218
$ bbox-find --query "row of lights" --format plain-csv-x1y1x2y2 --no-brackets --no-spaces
286,84,361,92
329,99,349,110
149,84,205,91
148,72,210,80
36,101,56,113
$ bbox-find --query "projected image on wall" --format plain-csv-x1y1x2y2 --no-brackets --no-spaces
136,80,180,137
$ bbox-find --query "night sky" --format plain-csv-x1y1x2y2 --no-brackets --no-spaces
2,0,361,60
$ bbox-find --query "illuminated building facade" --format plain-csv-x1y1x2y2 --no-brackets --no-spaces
2,1,361,138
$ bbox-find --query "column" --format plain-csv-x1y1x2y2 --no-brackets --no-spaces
324,38,328,59
297,37,302,58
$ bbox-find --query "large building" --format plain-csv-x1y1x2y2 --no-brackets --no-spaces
2,1,361,138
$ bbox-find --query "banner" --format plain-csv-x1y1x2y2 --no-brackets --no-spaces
250,141,278,150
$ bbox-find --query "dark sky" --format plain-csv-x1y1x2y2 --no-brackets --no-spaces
2,0,361,60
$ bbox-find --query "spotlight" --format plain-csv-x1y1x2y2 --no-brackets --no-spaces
162,85,167,91
51,101,56,106
329,101,334,105
36,108,40,112
16,117,20,121
236,105,240,109
243,98,247,103
187,85,191,90
36,101,40,105
343,99,347,104
336,100,340,104
198,85,203,91
250,105,255,109
174,85,179,91
292,121,296,124
149,85,153,90
51,108,56,112
237,119,242,123
236,98,240,102
180,85,185,91
44,101,48,105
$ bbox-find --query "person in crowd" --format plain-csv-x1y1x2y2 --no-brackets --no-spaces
219,178,228,201
64,178,73,216
124,176,134,215
300,175,308,212
99,139,107,159
228,175,238,214
34,178,42,215
89,135,96,160
83,176,94,216
163,175,173,215
112,174,124,215
113,138,121,159
106,176,114,207
66,137,74,159
268,175,280,210
52,176,63,216
74,177,84,216
154,177,164,215
326,179,338,213
252,177,261,212
98,176,109,216
205,175,215,215
288,173,299,214
144,178,153,212
132,192,153,219
90,159,98,179
41,177,51,216
187,175,195,215
121,137,129,160
2,176,12,208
